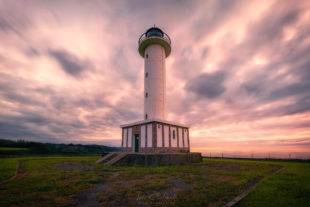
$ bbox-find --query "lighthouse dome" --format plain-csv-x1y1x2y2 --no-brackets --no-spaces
145,27,164,38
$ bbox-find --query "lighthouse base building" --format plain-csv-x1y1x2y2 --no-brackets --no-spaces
97,118,201,166
116,119,201,166
121,119,190,153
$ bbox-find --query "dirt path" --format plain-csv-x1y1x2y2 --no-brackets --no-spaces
0,162,22,185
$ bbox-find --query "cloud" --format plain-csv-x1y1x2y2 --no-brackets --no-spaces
277,95,310,116
49,49,91,77
0,0,309,155
185,71,226,98
0,121,50,140
268,83,310,101
190,0,242,40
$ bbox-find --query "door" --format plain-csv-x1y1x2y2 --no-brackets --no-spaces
134,134,139,152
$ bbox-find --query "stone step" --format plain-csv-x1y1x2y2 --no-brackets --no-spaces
96,152,118,164
105,153,128,166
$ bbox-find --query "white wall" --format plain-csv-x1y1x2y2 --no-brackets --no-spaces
122,128,127,147
164,125,169,147
144,44,166,120
128,128,132,147
157,124,162,147
170,127,177,147
147,124,152,147
141,125,146,148
178,128,183,148
184,128,188,148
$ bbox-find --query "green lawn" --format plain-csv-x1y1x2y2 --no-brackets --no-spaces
0,158,19,182
236,160,310,207
0,156,308,207
0,147,29,156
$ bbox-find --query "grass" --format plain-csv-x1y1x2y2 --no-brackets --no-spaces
0,156,308,207
0,147,29,156
0,156,99,206
0,147,29,151
0,158,19,182
236,160,310,207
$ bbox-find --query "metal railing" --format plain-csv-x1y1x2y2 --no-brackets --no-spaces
138,32,171,45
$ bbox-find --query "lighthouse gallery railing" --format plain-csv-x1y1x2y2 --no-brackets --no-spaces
138,32,171,45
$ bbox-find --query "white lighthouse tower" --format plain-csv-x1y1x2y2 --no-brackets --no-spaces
138,27,171,121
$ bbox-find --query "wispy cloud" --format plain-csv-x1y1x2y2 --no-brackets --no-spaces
185,71,226,99
49,49,91,77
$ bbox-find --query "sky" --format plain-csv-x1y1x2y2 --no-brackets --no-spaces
0,0,310,158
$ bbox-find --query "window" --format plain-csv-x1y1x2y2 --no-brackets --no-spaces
146,28,164,38
145,92,148,98
145,72,148,77
173,130,175,139
145,114,148,119
146,54,148,58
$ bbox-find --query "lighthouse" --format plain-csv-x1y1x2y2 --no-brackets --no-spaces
97,27,201,165
107,26,202,166
120,26,193,153
138,27,170,121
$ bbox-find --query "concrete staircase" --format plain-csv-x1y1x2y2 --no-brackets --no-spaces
96,152,128,165
104,153,128,166
96,152,119,164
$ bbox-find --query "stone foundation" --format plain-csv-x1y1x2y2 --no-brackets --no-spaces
113,152,202,166
122,147,190,153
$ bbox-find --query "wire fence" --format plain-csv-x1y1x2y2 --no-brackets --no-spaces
202,152,310,160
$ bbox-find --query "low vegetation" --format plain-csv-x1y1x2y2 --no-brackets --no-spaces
0,139,120,156
1,156,308,206
0,158,19,182
0,147,29,151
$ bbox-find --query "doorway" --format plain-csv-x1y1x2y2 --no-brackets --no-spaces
134,134,139,152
